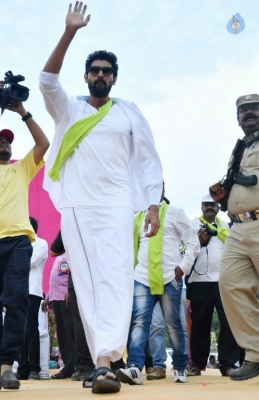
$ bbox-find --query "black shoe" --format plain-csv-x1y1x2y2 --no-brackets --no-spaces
15,373,28,380
186,366,195,376
191,366,201,376
28,371,40,380
221,367,235,377
111,358,126,373
51,372,71,379
71,369,94,381
1,370,20,390
230,361,259,381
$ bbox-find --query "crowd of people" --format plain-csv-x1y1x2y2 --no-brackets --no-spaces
1,0,259,395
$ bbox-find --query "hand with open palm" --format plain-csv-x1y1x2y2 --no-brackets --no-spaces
66,2,91,31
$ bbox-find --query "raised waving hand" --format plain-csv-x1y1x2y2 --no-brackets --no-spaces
43,2,91,74
66,2,91,30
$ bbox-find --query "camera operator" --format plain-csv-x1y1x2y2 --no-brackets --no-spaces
188,194,243,377
0,90,49,390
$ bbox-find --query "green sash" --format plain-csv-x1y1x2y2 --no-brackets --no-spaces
199,216,229,242
48,99,112,181
134,201,168,295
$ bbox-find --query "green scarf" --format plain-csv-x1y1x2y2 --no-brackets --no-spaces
134,201,168,295
199,216,229,243
48,99,112,181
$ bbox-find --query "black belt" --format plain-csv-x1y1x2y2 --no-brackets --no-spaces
234,209,259,223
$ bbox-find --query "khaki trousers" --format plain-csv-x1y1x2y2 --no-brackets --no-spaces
219,220,259,362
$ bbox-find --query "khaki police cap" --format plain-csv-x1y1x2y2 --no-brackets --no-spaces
236,94,259,109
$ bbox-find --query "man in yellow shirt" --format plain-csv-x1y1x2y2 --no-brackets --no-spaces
0,99,49,390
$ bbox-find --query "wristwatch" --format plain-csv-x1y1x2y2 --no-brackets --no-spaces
22,112,32,122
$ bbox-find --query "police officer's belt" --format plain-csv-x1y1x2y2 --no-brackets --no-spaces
234,209,259,223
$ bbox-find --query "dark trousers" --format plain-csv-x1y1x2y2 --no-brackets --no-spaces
17,295,42,377
0,236,32,365
145,342,153,370
68,276,124,372
52,300,76,376
68,285,95,372
189,281,244,373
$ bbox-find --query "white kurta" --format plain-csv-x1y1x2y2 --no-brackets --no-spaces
39,71,163,363
189,218,228,283
29,237,48,297
135,204,200,286
61,103,133,209
39,71,163,212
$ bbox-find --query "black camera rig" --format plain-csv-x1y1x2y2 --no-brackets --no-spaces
0,71,29,115
200,224,217,237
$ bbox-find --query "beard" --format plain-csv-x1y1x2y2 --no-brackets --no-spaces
88,79,113,98
0,148,11,161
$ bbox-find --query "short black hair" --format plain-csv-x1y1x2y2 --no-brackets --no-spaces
162,181,170,204
85,50,119,77
29,216,38,234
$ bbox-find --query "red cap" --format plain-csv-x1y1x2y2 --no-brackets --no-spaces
0,129,14,144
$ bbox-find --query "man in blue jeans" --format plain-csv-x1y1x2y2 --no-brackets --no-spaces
117,187,200,385
145,245,191,378
145,303,167,378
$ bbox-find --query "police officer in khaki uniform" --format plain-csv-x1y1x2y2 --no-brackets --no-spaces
209,94,259,381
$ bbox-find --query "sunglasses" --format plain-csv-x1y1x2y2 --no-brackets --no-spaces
88,66,114,77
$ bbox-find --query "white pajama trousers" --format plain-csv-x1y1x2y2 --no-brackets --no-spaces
61,207,134,364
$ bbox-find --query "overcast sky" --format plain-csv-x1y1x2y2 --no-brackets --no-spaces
1,0,258,220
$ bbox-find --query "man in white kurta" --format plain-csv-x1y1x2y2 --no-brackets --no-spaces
39,2,163,395
188,195,243,377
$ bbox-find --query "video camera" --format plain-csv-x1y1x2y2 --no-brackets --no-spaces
0,71,29,115
201,224,217,237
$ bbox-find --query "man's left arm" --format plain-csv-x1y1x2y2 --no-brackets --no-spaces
174,209,200,280
7,101,49,165
125,101,163,218
31,239,48,268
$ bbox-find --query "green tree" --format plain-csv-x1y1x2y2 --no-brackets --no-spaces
211,309,220,341
165,330,171,348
